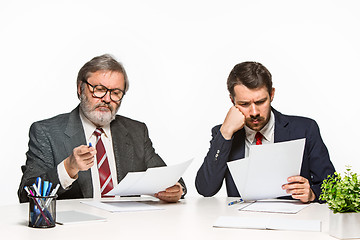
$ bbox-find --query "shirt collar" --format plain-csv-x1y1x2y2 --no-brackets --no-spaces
79,110,111,140
245,111,275,144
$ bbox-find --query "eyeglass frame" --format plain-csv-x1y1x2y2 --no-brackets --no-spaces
82,79,126,102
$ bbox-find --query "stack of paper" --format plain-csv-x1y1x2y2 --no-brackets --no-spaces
227,139,305,201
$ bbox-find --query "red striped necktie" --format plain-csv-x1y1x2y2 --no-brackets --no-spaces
255,132,263,145
94,128,114,197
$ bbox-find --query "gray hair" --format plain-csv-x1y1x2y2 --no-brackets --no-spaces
77,54,129,98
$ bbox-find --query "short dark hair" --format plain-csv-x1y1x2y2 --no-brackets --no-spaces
77,54,129,98
227,61,272,98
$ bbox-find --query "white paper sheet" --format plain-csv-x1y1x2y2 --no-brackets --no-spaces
238,200,310,214
214,216,321,232
81,200,164,212
106,159,193,196
227,139,305,201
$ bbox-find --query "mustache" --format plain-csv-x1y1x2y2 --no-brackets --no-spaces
93,102,114,112
246,115,264,122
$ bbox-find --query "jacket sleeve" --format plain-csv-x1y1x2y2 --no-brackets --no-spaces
195,125,233,197
304,120,335,202
17,122,67,203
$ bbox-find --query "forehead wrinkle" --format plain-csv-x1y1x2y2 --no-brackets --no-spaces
235,95,269,104
88,70,124,89
233,85,269,104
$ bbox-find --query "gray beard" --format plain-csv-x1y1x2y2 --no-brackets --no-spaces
79,92,120,127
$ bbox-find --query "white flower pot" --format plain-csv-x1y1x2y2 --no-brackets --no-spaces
329,210,360,239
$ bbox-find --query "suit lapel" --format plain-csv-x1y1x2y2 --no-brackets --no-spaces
110,117,134,183
63,106,93,198
273,108,291,143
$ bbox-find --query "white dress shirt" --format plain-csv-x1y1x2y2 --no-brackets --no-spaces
243,111,275,157
57,111,118,200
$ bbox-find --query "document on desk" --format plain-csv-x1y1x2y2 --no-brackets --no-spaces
105,159,193,196
227,138,305,201
81,200,164,212
214,216,321,232
238,200,310,214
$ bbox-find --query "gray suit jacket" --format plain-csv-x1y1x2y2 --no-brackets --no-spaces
18,106,186,203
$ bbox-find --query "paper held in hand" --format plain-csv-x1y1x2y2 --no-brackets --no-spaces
105,159,193,196
227,138,305,201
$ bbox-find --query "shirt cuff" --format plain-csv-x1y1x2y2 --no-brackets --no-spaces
57,160,77,189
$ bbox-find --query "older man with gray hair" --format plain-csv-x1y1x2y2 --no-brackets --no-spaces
18,54,186,203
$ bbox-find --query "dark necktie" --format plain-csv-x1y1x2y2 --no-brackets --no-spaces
255,132,263,145
94,128,114,196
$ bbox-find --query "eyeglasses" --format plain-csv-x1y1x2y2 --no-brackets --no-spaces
82,80,125,102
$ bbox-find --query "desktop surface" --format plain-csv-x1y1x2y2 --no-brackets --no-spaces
1,197,334,240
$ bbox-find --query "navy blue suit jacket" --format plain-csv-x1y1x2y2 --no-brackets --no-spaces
195,108,335,202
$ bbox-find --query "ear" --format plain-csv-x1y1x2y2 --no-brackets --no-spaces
77,83,82,98
270,88,275,102
230,94,235,105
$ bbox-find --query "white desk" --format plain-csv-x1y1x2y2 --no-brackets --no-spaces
1,197,335,240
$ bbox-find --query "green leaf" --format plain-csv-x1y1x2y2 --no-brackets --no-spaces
320,166,360,213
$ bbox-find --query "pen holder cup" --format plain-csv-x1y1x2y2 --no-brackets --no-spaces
28,194,57,228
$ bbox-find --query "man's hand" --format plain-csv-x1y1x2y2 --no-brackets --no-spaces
154,182,183,203
282,176,315,203
220,106,245,140
64,145,97,178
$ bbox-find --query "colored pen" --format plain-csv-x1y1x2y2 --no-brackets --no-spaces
36,177,42,195
89,142,92,147
43,181,49,197
32,183,49,209
46,182,53,197
44,183,59,204
228,198,244,206
24,186,31,196
50,183,60,197
32,183,41,197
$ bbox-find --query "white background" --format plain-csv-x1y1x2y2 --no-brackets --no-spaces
1,0,359,206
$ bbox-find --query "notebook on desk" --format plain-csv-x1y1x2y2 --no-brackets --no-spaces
214,216,321,232
56,211,106,225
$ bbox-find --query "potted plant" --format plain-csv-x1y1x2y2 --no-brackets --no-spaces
319,166,360,239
